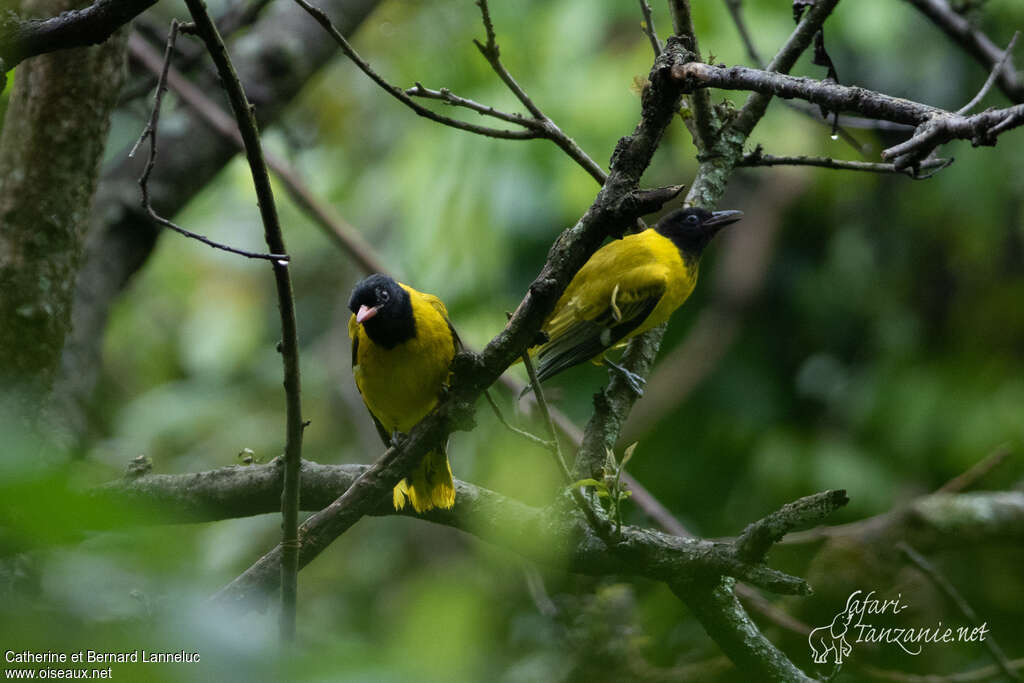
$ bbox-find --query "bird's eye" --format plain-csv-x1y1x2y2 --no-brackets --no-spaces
685,214,700,225
378,288,390,302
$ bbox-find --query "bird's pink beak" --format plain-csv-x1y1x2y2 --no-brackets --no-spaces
356,305,378,324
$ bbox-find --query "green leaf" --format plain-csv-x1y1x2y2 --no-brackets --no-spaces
621,442,638,467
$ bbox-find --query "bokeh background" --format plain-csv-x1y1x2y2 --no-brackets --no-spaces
2,0,1023,680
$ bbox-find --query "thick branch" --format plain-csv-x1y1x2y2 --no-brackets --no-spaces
92,460,813,608
0,0,154,69
675,62,940,126
785,490,1024,550
575,325,667,480
735,490,848,563
672,579,815,683
675,62,1024,168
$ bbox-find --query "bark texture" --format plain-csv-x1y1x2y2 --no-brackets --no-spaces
0,0,127,422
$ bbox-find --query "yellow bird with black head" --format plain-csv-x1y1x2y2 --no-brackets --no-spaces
535,207,743,393
348,274,458,513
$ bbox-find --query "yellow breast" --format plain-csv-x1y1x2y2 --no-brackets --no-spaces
350,287,456,434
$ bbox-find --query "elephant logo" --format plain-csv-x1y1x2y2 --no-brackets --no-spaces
808,591,861,665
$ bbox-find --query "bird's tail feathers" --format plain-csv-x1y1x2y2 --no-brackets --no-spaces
392,449,455,513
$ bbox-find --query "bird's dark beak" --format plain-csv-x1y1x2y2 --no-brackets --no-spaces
356,305,379,324
705,209,744,229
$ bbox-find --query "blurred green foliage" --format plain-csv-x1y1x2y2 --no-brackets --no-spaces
3,0,1024,680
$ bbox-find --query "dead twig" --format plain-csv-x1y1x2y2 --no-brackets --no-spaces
131,20,287,263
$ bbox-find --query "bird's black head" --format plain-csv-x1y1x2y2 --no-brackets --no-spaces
348,274,415,348
655,207,743,259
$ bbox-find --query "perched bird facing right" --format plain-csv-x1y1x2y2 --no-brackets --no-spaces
534,207,743,393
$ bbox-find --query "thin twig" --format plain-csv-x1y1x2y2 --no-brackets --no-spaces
667,0,716,152
120,0,276,105
731,0,842,138
131,21,286,263
520,352,573,482
637,0,662,57
472,0,608,185
128,32,384,275
898,543,1021,682
473,0,542,120
183,0,305,642
405,83,535,126
290,0,540,140
936,443,1014,494
522,351,615,540
903,0,1024,103
738,149,953,179
483,389,552,449
958,31,1020,115
721,0,871,155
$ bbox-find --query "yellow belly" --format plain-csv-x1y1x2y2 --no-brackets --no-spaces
352,293,455,434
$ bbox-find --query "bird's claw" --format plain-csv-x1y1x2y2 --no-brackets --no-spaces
605,358,646,396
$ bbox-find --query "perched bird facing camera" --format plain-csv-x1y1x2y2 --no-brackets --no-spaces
534,207,743,393
348,274,458,513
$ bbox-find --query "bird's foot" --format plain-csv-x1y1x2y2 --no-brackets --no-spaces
604,358,646,396
390,430,409,448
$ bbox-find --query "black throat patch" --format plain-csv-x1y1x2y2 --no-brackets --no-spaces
655,225,711,262
363,288,416,349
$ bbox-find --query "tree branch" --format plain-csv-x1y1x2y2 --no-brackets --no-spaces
290,0,542,140
0,0,155,70
637,0,662,57
91,460,823,608
471,0,608,185
182,0,305,640
667,0,716,153
899,543,1021,682
675,62,940,126
131,21,288,263
957,30,1020,115
674,62,1024,169
738,149,953,179
902,0,1024,104
672,578,815,682
128,31,387,275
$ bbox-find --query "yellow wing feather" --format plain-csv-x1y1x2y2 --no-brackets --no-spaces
537,230,698,378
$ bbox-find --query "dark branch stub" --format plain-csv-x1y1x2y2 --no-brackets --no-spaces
736,489,849,564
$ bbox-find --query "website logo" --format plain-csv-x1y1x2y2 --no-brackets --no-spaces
809,590,990,665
